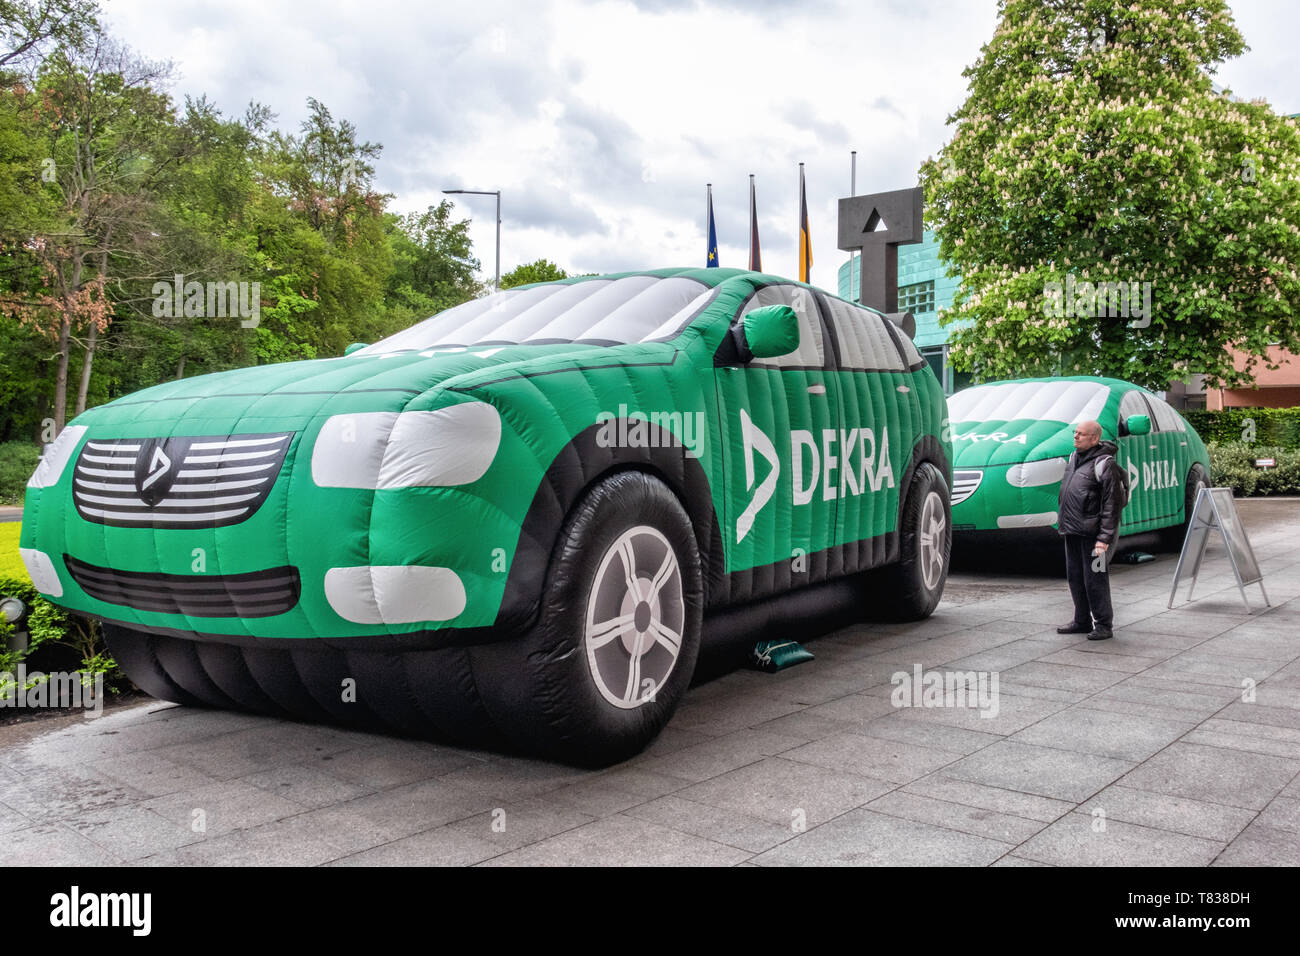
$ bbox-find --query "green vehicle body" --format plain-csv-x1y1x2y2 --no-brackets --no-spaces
20,268,951,647
948,376,1210,537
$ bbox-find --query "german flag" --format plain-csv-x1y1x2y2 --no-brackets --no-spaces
798,164,812,283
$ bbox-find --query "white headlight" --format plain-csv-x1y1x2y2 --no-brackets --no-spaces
312,402,501,489
1006,457,1067,488
27,425,88,490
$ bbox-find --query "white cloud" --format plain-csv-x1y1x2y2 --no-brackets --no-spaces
104,0,1296,290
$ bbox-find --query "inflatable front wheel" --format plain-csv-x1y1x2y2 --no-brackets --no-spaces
470,470,704,767
868,462,951,621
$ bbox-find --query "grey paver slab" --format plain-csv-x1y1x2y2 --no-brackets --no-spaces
1014,811,1223,866
1079,784,1256,842
865,790,1049,844
751,808,1013,866
1119,742,1299,810
241,762,377,809
1213,823,1300,866
65,804,202,861
478,814,750,866
677,756,894,826
782,732,963,784
441,797,597,852
942,740,1135,802
5,822,123,865
308,739,477,788
624,793,797,853
902,775,1075,823
1010,706,1194,761
142,780,313,839
328,826,504,866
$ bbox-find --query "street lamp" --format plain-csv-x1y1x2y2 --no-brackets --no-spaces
442,188,501,293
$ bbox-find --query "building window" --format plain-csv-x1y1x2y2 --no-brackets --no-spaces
921,346,945,388
898,280,935,313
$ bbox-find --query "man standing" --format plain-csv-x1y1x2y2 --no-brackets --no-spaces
1056,420,1123,641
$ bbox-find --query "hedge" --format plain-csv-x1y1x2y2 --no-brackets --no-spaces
1207,442,1300,497
1185,408,1300,449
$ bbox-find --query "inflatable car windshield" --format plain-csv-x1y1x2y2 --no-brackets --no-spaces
21,268,952,764
947,376,1209,543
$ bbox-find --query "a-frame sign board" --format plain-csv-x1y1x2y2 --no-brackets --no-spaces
1168,487,1270,610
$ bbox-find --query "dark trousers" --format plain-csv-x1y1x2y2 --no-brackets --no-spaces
1063,533,1113,629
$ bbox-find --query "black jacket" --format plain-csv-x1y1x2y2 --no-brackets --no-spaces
1058,439,1122,544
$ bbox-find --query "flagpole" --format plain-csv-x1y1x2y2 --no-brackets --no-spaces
706,183,715,268
748,174,759,272
850,150,857,300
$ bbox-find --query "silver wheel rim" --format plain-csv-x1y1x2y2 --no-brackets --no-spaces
584,525,685,710
918,490,947,591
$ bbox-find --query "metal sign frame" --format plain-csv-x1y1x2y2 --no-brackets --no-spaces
1168,487,1270,610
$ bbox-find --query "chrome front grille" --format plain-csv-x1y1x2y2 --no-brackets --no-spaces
72,433,292,528
951,469,984,506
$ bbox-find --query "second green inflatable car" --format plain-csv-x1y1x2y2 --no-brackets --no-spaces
948,376,1210,545
21,268,952,764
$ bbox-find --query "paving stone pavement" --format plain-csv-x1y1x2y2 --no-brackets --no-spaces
4,499,1299,866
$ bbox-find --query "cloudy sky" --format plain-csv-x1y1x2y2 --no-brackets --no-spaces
103,0,1296,288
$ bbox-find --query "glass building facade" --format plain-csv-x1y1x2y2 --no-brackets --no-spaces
837,230,970,395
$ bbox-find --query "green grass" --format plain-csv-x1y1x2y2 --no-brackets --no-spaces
0,522,26,583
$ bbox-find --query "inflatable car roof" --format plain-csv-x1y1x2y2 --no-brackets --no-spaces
948,376,1127,468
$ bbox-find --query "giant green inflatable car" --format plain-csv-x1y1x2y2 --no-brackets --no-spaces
948,376,1210,545
20,268,952,764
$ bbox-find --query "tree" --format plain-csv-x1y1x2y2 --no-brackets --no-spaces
0,0,97,79
2,26,178,428
501,258,566,289
383,201,482,320
921,0,1300,391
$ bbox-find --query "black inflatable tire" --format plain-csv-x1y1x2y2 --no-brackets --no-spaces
867,462,952,621
1162,463,1208,552
194,643,290,718
469,470,704,767
149,635,242,710
103,623,206,708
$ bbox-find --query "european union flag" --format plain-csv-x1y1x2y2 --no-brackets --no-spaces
706,184,719,268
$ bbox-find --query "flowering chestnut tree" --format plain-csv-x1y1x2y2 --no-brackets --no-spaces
921,0,1300,391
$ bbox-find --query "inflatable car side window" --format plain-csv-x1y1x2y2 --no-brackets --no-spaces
21,268,951,765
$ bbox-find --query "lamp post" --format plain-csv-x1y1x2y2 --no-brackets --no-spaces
443,188,501,293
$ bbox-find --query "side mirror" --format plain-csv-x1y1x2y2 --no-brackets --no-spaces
1123,414,1151,436
739,305,800,360
344,343,368,356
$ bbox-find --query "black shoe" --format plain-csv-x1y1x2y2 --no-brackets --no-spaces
1087,627,1114,641
1056,622,1091,634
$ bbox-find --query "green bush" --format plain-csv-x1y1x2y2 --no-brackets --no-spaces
0,441,40,506
1,525,123,701
1207,442,1300,496
1186,408,1300,449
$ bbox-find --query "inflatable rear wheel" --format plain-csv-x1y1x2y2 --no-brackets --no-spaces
867,462,951,621
470,470,703,767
